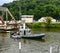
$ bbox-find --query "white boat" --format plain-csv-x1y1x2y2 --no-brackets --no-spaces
10,21,45,39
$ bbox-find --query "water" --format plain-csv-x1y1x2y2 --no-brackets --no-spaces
0,28,60,53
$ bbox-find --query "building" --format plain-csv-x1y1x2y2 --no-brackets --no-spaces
21,15,34,23
38,17,46,22
38,17,56,23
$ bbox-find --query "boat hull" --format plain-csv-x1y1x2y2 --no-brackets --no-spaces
10,34,45,39
22,34,45,39
10,35,21,39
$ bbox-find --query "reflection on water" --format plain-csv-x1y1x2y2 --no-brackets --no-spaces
21,28,60,53
0,28,60,53
0,32,21,53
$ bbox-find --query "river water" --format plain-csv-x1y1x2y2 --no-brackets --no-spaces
0,28,60,53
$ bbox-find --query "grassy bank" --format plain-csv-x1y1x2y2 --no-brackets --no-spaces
26,22,60,29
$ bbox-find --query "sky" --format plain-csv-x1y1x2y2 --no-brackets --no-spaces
0,0,13,5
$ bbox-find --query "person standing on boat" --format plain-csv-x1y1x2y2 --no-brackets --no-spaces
24,30,26,35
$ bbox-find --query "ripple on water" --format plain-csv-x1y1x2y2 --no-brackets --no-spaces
0,31,60,53
21,31,60,53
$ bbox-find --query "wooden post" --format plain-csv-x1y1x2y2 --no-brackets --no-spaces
50,46,53,53
19,42,21,53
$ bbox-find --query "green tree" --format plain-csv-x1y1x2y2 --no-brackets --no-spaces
45,17,52,28
2,0,60,20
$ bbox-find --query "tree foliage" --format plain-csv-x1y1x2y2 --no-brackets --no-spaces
2,0,60,20
45,17,52,27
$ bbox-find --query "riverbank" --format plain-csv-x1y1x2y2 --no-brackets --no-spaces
26,22,60,29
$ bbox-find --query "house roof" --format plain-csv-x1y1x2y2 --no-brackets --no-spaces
21,15,34,18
